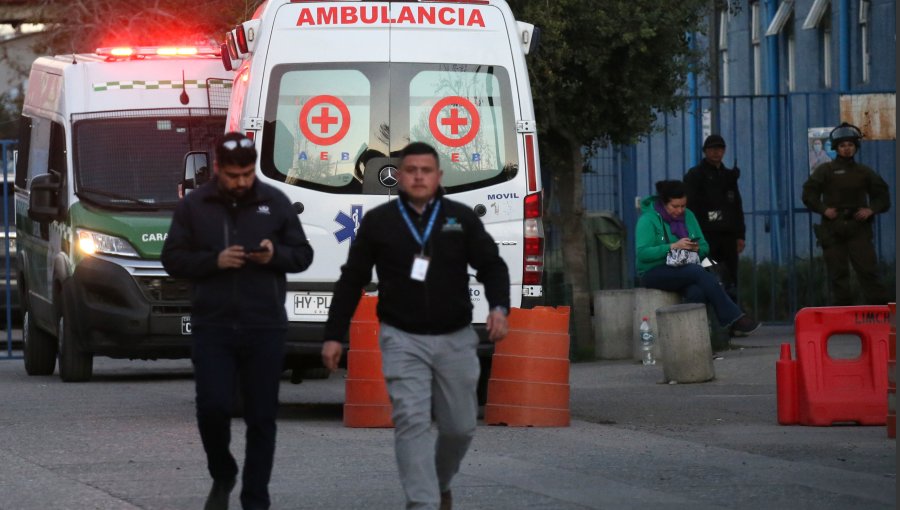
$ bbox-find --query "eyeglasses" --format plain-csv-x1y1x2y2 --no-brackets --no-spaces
221,138,254,150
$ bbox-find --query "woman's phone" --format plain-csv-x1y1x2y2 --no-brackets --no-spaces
689,236,701,242
245,245,267,254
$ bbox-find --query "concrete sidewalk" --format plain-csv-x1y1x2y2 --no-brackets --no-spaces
0,324,894,509
568,324,895,504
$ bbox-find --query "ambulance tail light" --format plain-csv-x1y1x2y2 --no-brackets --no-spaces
523,192,544,286
517,22,542,55
234,24,249,54
225,32,239,61
235,18,262,53
220,43,235,71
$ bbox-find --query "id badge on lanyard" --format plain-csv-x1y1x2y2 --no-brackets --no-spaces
410,255,430,281
398,199,441,282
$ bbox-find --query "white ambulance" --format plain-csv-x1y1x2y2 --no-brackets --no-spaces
221,0,544,390
16,46,233,381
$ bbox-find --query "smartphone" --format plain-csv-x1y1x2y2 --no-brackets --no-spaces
689,236,701,242
245,246,268,254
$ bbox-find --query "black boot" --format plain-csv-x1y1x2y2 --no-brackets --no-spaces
204,477,236,510
440,490,452,510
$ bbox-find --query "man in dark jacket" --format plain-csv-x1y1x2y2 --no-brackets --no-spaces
322,142,510,510
802,122,890,305
161,132,313,510
684,134,746,306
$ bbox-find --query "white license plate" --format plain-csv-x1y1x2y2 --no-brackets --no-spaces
288,292,332,318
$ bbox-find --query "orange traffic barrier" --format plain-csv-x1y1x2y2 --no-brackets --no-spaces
485,306,571,427
788,306,890,426
888,302,896,439
776,343,799,425
343,296,393,428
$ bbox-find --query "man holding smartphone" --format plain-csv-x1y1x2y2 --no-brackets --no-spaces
162,132,314,510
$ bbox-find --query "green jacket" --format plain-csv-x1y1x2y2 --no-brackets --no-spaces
635,195,709,276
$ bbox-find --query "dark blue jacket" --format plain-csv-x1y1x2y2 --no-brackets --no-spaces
161,177,313,328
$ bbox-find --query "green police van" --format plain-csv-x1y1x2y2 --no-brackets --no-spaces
16,46,232,381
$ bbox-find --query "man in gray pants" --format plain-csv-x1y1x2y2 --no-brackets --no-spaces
322,142,510,510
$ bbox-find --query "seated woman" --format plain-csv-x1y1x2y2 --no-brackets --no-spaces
636,180,760,334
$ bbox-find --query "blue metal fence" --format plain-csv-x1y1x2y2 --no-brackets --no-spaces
548,92,896,322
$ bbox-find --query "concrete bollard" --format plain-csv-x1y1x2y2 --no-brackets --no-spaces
632,288,681,362
593,289,634,360
656,303,715,383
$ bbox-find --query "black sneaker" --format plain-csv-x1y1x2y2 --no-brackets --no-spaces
731,315,761,334
440,490,452,510
204,477,236,510
729,326,749,338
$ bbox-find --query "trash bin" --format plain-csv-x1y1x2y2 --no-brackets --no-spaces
583,212,627,293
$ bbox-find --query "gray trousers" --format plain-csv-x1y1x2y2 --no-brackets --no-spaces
379,323,480,510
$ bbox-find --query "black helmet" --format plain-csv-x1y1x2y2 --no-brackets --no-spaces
829,122,862,149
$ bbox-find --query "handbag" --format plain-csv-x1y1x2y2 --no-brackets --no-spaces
660,216,700,267
666,248,700,267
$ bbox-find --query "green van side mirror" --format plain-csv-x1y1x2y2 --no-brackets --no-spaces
28,172,62,222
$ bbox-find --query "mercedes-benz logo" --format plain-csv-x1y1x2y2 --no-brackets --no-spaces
379,166,399,187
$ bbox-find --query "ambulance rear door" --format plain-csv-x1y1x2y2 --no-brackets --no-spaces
388,1,529,319
258,1,394,322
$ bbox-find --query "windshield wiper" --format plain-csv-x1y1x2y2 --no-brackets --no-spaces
77,188,160,209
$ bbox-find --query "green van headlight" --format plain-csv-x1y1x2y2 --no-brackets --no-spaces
76,229,140,258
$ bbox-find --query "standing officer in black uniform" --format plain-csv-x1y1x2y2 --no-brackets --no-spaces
802,122,890,305
684,134,746,305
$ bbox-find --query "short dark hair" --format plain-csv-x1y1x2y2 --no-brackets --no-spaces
655,180,686,203
398,141,439,166
215,132,257,168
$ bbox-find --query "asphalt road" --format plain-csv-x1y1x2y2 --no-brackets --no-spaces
0,325,895,509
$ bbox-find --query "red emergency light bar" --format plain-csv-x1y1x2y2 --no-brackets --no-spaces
96,46,220,60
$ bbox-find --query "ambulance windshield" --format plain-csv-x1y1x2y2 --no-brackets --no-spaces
261,63,517,194
72,109,226,209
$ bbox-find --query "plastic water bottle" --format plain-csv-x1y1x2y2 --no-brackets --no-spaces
640,317,656,365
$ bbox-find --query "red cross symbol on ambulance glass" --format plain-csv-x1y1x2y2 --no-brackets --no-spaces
429,96,481,148
299,95,351,146
311,107,339,134
441,108,468,135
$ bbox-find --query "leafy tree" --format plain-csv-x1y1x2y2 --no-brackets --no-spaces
23,0,263,53
506,0,710,357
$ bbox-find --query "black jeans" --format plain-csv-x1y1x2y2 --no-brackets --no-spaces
192,324,286,510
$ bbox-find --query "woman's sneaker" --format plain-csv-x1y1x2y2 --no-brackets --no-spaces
732,315,761,334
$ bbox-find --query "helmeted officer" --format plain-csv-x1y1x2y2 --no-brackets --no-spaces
801,122,890,305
